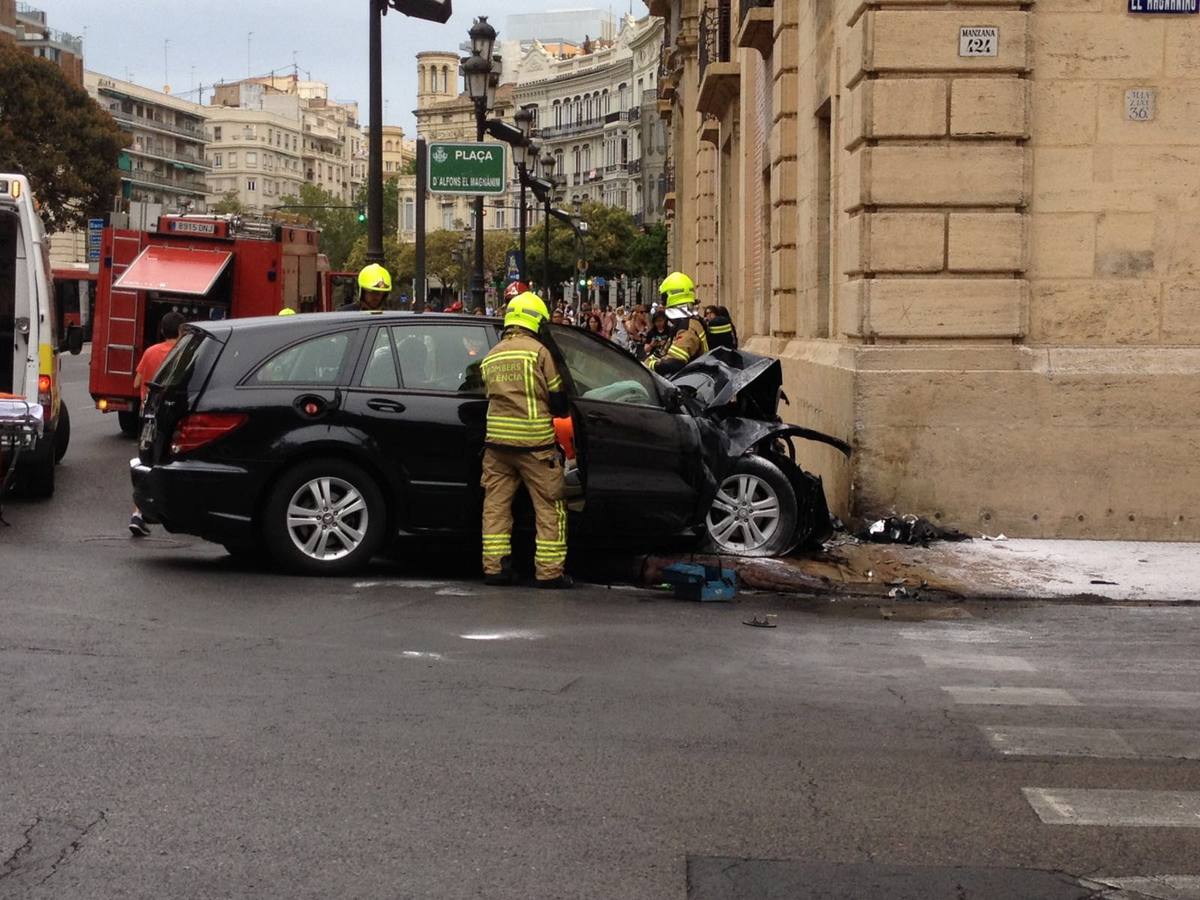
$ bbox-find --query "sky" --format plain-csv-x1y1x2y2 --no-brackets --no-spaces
41,0,648,135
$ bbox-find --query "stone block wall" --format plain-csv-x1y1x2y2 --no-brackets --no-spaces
840,1,1031,342
1028,3,1200,347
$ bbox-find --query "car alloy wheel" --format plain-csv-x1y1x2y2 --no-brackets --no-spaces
286,476,369,562
706,471,783,554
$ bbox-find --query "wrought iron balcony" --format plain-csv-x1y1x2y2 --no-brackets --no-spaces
699,0,732,80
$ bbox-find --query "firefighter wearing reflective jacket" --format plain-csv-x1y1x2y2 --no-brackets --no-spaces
645,271,708,376
479,292,572,589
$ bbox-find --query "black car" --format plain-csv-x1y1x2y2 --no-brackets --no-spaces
131,313,850,574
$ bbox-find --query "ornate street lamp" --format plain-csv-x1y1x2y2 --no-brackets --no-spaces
468,15,496,61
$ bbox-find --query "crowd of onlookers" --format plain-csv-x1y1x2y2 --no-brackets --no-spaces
440,295,737,361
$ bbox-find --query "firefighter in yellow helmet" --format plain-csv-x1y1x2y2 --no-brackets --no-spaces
339,263,392,312
644,271,709,376
479,292,572,589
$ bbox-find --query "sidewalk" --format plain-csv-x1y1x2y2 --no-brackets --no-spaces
640,538,1200,604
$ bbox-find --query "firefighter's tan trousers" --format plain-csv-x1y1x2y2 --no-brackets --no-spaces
481,446,568,580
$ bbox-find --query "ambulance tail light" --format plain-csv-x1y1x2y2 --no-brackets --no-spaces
37,374,52,407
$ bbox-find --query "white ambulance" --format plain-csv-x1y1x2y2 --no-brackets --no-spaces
0,173,82,497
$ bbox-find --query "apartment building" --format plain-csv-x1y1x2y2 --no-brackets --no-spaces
511,15,667,225
208,75,365,211
654,0,1200,540
364,125,416,177
1,1,83,86
86,73,210,227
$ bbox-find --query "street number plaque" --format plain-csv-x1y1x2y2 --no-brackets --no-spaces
959,26,999,57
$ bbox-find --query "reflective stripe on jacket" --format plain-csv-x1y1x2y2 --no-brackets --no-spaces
481,329,564,448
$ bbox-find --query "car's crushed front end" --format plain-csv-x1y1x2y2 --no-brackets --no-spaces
669,348,852,555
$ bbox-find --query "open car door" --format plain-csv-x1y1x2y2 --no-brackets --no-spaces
547,325,704,539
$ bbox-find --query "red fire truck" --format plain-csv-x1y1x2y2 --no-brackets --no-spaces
89,214,324,434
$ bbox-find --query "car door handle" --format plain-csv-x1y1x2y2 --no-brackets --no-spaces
366,398,406,414
586,411,613,425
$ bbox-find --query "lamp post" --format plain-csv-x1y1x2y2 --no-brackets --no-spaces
539,152,556,302
463,16,496,313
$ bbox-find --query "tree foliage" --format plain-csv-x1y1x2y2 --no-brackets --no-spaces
213,190,244,215
0,44,126,233
625,222,668,279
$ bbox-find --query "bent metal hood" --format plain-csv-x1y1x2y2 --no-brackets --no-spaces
668,347,853,460
668,347,783,419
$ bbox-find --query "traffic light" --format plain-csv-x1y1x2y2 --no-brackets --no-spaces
356,207,366,223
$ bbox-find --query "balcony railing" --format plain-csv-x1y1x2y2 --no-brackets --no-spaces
699,0,733,80
629,159,642,176
124,169,208,194
539,118,605,139
604,109,635,125
108,106,206,142
740,0,772,27
129,143,211,170
15,3,45,22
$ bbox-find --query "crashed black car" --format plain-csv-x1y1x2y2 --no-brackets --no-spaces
131,313,850,574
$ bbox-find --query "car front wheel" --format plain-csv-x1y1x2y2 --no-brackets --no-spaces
262,458,386,575
702,455,798,558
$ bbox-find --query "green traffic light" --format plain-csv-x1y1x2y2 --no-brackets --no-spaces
357,209,366,223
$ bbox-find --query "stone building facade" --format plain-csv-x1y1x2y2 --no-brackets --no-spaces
655,0,1200,540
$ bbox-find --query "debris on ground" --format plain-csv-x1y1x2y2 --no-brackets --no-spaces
858,515,973,546
743,614,777,628
659,562,738,602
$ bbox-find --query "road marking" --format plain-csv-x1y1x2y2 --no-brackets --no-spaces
354,580,447,589
1089,875,1200,899
945,686,1080,706
897,624,1032,644
401,651,445,660
459,630,543,641
920,651,1036,672
1077,690,1200,710
435,588,476,597
981,726,1134,758
1023,788,1200,827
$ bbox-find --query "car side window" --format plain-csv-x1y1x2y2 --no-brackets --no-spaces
549,324,662,408
391,324,488,394
252,332,351,385
360,327,399,389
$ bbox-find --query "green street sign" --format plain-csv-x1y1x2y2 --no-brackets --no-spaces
427,141,508,196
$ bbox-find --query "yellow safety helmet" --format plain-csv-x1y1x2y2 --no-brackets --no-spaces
504,291,550,333
357,263,392,293
277,307,297,316
659,271,696,308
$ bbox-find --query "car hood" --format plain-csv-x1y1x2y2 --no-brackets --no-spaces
668,347,783,419
668,348,853,462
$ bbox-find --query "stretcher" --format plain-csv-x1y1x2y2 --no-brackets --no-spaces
0,397,44,520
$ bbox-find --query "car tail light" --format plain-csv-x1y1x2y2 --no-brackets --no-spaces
170,413,248,455
37,374,52,407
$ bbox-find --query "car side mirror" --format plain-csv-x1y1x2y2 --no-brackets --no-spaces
63,325,84,356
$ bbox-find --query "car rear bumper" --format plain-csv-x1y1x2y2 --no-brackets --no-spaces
130,457,257,546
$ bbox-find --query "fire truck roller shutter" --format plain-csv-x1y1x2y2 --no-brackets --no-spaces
113,245,233,297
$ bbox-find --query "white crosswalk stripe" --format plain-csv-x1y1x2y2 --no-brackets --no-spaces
945,686,1080,706
1023,788,1200,827
1088,875,1200,900
919,651,1036,672
981,725,1135,758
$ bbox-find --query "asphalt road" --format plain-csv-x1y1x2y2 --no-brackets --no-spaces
1,353,1199,899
